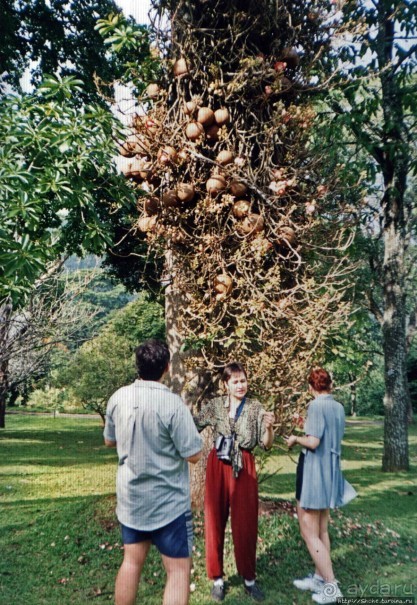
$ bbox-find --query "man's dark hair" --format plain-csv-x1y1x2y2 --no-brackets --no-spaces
135,339,170,381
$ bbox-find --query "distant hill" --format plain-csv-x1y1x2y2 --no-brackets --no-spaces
64,255,102,272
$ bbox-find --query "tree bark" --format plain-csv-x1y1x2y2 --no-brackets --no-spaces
405,305,415,423
0,372,7,429
381,218,409,470
164,268,186,396
0,302,12,429
164,251,214,508
375,0,409,471
348,372,357,417
165,276,213,507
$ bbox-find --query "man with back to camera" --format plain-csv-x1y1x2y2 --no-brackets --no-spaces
104,339,202,605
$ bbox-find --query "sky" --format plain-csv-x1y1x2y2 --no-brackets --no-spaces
112,1,153,152
116,0,151,24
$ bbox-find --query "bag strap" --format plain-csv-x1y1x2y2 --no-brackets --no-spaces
234,396,246,421
229,397,246,433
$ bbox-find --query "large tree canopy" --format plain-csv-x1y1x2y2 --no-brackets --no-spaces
0,1,156,428
0,0,131,101
316,0,417,470
0,75,136,307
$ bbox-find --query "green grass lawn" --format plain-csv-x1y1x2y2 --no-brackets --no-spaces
0,415,416,604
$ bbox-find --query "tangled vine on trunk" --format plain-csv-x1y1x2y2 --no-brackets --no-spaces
115,0,355,430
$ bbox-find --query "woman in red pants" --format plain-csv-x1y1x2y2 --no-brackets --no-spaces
195,362,275,602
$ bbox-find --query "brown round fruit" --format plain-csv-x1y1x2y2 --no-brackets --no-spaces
122,158,144,181
214,273,232,293
176,183,195,203
240,213,264,234
197,107,215,126
214,107,230,125
229,180,248,197
157,146,178,165
277,226,297,246
216,150,234,166
184,100,197,115
138,215,157,233
206,174,227,196
145,83,161,98
173,57,189,77
186,121,204,140
232,199,250,218
162,190,179,208
143,196,159,215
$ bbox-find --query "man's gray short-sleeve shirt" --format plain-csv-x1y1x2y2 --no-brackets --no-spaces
104,380,202,531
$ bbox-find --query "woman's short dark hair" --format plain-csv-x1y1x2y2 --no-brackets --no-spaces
221,362,247,384
308,367,332,393
135,339,170,381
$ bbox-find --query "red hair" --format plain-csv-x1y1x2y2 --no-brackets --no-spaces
308,368,332,393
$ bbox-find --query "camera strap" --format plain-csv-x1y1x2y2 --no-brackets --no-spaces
229,396,246,433
234,397,246,422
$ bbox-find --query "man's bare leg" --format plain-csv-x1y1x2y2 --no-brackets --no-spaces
115,541,151,605
161,554,192,605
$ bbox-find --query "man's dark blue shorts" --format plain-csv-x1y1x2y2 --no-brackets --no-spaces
121,510,193,558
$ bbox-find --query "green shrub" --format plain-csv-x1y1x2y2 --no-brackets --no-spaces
26,386,76,412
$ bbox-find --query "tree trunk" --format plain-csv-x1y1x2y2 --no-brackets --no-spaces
164,251,214,508
0,376,7,429
406,383,414,425
348,372,357,417
381,204,409,471
376,1,409,471
165,276,213,507
165,279,186,396
0,302,12,429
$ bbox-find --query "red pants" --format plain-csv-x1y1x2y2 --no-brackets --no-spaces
204,448,258,580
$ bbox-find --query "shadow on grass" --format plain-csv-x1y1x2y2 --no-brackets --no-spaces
0,420,116,468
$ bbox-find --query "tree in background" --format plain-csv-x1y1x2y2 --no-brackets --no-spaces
0,76,136,306
59,294,165,422
0,0,129,102
324,304,383,417
0,75,138,426
11,264,146,416
0,268,101,426
63,266,134,341
0,0,160,427
320,0,417,470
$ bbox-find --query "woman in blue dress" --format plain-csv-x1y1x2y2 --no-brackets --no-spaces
286,368,356,605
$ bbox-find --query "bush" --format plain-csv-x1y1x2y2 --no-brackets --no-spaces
26,386,78,412
355,366,385,415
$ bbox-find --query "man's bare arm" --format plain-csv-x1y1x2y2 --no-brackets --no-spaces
186,450,202,464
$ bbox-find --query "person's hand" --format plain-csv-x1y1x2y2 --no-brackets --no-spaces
263,412,275,429
285,435,298,449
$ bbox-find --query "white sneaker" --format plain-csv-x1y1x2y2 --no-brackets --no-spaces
293,573,324,593
312,582,343,604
